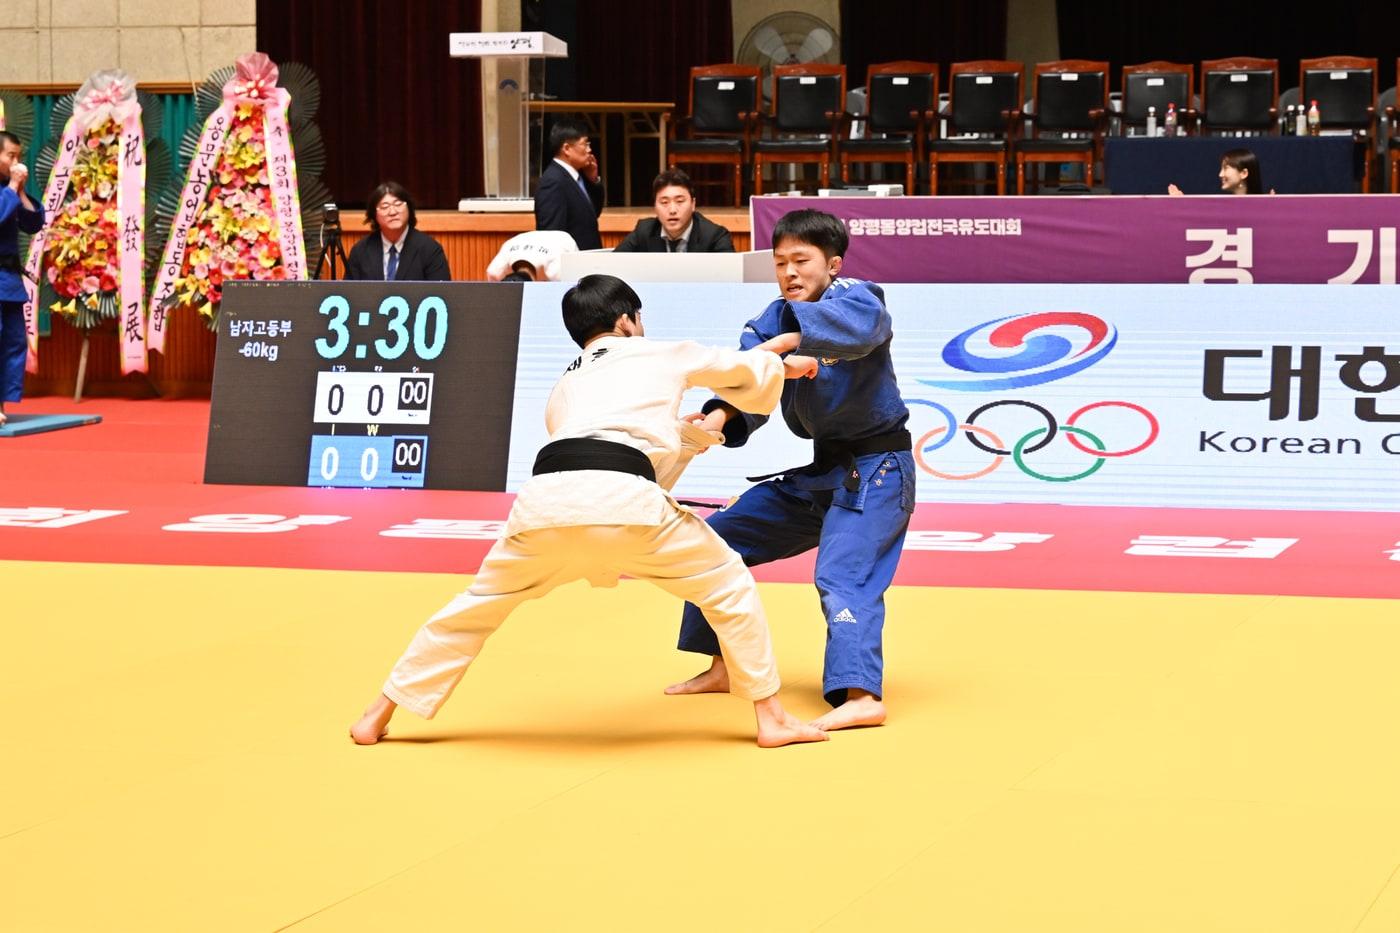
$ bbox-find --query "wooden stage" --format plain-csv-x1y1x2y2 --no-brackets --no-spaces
26,208,753,398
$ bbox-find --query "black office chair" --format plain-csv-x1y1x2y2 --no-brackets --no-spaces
928,60,1023,195
1121,61,1195,136
837,61,937,193
1381,80,1397,192
1300,56,1378,191
668,65,761,207
1015,59,1109,193
1199,57,1278,136
752,64,846,195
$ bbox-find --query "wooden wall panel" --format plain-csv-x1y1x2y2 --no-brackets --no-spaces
25,210,754,397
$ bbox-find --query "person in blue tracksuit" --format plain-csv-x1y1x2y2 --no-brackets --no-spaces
0,131,43,427
666,208,915,731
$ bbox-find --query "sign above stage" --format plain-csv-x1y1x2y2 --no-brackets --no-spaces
750,194,1400,286
448,31,568,58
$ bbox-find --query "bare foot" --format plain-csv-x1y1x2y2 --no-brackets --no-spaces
350,693,397,745
664,655,729,695
811,689,886,731
753,695,829,748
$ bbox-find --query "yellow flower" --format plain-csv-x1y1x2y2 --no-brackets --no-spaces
214,211,243,240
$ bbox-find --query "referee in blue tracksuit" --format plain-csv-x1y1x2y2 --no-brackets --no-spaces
667,209,915,732
0,130,43,428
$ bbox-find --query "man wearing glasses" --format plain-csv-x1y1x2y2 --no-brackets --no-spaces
534,116,605,250
345,181,452,281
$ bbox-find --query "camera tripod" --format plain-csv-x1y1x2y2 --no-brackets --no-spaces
311,203,350,280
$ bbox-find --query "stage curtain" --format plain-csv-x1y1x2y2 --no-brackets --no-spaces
839,0,1008,88
256,0,484,210
1056,0,1400,92
573,1,732,106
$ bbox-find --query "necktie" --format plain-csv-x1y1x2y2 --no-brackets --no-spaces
666,239,677,253
386,245,399,281
577,176,588,198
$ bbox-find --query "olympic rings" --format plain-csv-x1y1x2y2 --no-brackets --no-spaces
907,398,958,452
1012,425,1107,482
916,424,1005,480
1065,400,1160,458
964,400,1056,455
908,397,1160,482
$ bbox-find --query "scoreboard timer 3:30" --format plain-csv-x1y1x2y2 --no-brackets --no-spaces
205,281,523,491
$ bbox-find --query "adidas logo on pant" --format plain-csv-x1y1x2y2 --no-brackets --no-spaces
832,608,857,624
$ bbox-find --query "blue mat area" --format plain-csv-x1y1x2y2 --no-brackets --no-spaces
0,413,103,437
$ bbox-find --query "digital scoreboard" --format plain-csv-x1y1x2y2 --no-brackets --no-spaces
205,281,524,490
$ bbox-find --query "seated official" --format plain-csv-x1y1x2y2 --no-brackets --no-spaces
346,181,452,281
486,230,579,282
613,170,734,254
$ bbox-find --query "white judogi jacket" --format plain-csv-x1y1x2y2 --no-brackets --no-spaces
505,336,783,536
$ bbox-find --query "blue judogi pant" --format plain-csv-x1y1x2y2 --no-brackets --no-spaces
678,450,914,706
1,302,26,403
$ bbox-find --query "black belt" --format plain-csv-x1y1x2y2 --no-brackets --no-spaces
747,428,911,493
0,254,21,274
532,437,656,483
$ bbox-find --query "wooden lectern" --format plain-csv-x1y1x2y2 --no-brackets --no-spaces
449,31,567,212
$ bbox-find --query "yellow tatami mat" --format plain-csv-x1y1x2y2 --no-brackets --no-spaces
3,560,1399,932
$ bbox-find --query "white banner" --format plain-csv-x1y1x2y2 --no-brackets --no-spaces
507,283,1400,511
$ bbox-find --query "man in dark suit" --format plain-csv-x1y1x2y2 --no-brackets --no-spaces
613,169,734,253
345,181,452,281
534,117,604,250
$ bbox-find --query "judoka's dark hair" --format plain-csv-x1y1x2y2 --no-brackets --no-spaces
0,130,21,149
562,274,641,347
364,181,417,232
549,117,591,157
772,209,848,258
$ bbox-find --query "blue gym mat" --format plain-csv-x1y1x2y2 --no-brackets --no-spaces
0,413,103,437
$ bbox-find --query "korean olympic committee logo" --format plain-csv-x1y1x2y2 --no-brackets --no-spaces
910,312,1158,482
920,311,1117,391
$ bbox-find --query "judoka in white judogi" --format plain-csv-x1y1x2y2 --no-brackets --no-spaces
351,274,828,748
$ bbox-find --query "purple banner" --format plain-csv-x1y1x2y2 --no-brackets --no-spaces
750,195,1400,285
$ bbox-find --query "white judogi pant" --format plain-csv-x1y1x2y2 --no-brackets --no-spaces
383,333,789,717
384,503,779,716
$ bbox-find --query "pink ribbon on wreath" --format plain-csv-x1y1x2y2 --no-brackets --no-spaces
22,69,147,375
147,52,306,354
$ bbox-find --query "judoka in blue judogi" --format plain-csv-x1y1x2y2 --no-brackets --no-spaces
0,131,43,427
668,209,914,731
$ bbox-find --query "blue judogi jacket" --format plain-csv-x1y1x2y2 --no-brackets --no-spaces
0,186,44,303
705,277,910,491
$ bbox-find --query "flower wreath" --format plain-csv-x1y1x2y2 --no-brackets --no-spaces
22,74,169,374
149,52,327,346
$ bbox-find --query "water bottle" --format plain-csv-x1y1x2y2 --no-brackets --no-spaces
1164,102,1178,137
1307,99,1320,136
1145,105,1156,137
1295,104,1308,137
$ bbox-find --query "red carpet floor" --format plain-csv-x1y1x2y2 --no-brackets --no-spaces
2,395,1397,598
